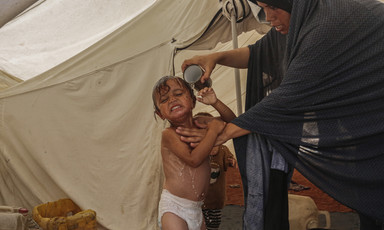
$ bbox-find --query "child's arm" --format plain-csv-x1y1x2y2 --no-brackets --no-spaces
162,119,225,167
197,87,236,122
211,99,236,123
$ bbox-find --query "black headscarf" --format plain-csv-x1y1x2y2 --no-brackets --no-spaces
234,0,384,222
250,0,292,13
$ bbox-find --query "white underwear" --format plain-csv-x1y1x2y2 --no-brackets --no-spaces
158,189,203,230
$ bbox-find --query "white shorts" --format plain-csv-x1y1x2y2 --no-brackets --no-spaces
158,189,203,230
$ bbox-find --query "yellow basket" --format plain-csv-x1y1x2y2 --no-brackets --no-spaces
32,198,96,230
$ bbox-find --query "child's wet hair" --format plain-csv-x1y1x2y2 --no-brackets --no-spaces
152,76,196,114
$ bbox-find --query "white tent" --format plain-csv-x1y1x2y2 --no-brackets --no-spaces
0,0,270,229
0,0,39,28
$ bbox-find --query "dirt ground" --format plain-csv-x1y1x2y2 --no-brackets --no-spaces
225,167,354,213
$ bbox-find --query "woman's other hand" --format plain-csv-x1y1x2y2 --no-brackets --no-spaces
176,116,223,147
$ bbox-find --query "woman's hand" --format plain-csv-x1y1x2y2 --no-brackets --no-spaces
193,115,215,128
182,47,250,84
207,118,226,135
176,126,207,147
181,54,217,84
177,117,250,147
176,116,224,147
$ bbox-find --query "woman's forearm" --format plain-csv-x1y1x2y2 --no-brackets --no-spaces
216,123,250,145
212,47,250,69
176,120,250,146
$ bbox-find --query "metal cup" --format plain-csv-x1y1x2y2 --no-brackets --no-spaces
183,64,212,91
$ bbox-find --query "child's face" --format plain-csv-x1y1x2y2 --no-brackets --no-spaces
155,79,195,121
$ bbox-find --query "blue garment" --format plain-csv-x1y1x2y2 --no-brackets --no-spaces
234,133,289,230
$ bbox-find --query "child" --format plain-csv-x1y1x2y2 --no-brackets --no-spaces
193,90,237,230
202,143,237,230
152,76,234,230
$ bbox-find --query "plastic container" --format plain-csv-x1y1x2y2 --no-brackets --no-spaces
0,206,29,230
183,64,212,90
288,194,331,230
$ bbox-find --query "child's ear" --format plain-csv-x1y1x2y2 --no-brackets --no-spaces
155,110,165,120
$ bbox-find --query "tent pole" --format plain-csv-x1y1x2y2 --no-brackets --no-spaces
230,13,243,115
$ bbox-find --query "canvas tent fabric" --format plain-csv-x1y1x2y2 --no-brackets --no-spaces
0,0,269,229
0,0,39,28
0,0,157,86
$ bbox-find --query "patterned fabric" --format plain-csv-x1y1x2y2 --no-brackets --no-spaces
202,145,234,210
202,209,222,230
202,145,235,229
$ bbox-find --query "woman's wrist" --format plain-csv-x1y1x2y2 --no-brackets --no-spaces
216,132,228,145
222,123,250,140
211,51,223,64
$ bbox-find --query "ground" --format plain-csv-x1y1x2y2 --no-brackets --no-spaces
225,167,354,213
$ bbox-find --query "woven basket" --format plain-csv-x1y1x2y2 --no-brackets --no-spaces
32,198,96,230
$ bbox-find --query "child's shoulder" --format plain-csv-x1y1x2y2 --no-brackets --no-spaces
162,127,176,135
161,127,178,142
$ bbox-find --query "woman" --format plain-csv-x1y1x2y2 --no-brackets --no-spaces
177,0,384,229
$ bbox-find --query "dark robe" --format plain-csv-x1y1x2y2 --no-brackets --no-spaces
233,0,384,227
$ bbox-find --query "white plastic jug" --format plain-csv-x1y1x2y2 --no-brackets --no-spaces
288,194,331,230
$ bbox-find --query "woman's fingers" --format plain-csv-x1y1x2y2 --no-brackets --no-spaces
176,127,206,143
190,142,198,148
201,70,212,83
180,136,203,143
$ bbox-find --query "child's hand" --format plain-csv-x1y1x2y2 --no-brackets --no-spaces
197,87,217,105
228,157,238,169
